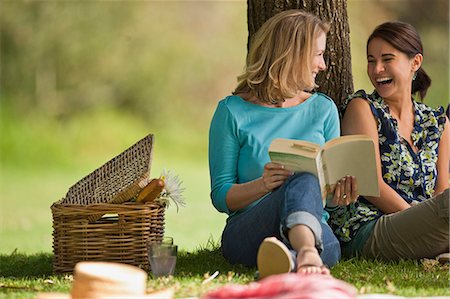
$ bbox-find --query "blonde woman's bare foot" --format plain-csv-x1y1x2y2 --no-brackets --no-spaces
296,246,330,275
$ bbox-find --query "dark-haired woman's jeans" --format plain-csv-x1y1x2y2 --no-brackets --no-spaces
221,172,341,268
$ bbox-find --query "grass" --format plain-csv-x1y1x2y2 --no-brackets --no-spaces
0,161,226,254
1,242,449,298
1,112,449,298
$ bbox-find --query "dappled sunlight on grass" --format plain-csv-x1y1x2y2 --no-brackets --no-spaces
0,250,448,297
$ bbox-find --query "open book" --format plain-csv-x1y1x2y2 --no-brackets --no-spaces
268,135,380,202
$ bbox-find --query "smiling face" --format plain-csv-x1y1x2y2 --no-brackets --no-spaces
367,37,422,101
311,32,327,82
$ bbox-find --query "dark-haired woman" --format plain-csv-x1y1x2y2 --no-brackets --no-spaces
328,21,449,261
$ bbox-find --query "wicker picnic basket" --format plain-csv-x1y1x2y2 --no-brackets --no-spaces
51,134,166,273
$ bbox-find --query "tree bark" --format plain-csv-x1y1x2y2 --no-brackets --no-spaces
247,0,353,105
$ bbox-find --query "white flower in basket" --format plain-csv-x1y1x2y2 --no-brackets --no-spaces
156,169,186,211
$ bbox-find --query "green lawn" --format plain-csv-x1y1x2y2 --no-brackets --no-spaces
1,163,449,298
1,115,449,298
1,246,449,298
0,161,226,255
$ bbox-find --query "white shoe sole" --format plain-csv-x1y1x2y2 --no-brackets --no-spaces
257,237,293,279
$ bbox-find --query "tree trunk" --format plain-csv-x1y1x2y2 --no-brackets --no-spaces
247,0,353,105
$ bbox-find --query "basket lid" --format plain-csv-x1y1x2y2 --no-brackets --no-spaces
60,134,154,205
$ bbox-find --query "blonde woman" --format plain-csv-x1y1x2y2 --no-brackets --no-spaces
208,10,357,278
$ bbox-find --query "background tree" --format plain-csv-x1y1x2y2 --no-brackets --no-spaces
247,0,353,105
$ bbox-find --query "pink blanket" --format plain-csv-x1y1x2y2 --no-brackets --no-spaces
202,273,356,299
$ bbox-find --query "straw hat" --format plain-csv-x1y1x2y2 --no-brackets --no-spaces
37,262,174,299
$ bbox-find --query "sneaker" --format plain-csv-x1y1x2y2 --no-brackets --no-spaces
257,237,294,279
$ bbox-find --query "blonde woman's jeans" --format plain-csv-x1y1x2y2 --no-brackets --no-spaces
362,188,449,260
221,173,340,268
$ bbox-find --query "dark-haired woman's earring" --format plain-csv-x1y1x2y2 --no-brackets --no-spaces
412,72,417,81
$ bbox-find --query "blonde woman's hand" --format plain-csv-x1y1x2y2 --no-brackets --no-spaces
261,162,293,192
326,175,358,207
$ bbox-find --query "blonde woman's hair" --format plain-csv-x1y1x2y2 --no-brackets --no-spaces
233,10,330,104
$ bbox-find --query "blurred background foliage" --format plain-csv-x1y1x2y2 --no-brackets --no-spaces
0,0,448,253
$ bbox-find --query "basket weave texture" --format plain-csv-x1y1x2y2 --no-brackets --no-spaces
51,202,165,273
51,134,166,273
62,134,154,206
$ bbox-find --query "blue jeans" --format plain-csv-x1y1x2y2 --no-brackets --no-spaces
221,173,341,268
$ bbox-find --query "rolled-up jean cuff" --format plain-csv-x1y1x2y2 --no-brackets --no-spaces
282,211,323,253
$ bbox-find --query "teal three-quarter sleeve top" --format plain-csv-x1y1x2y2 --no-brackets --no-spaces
208,93,340,217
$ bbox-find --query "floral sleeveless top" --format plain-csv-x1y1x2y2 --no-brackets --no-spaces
328,90,446,243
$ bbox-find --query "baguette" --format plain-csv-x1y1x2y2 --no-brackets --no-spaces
136,178,165,203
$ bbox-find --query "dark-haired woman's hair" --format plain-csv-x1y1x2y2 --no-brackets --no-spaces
368,21,431,100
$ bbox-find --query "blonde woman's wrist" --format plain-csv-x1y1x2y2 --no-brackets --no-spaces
258,177,271,195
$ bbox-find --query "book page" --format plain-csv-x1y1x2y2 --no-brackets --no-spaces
269,152,319,178
269,138,320,159
322,136,379,197
323,135,371,150
269,138,329,204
